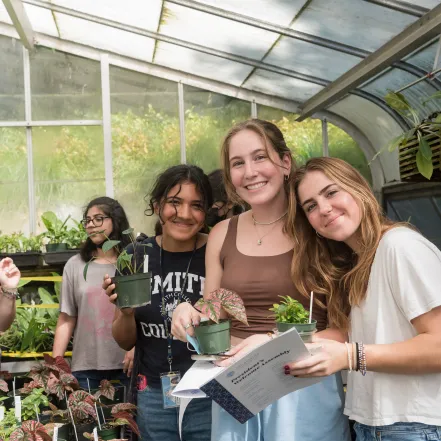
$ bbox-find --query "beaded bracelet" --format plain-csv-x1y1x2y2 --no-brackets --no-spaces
358,342,367,376
0,287,19,300
355,342,360,372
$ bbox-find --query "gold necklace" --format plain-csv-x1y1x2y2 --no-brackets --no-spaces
252,211,288,225
254,222,279,246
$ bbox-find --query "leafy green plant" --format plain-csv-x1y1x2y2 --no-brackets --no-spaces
194,288,249,325
378,91,441,179
0,232,44,253
269,296,309,324
83,228,152,279
9,420,51,441
21,388,50,421
64,220,87,249
0,407,20,440
68,390,97,424
41,211,71,245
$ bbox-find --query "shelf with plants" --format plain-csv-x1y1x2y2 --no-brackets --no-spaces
0,275,73,360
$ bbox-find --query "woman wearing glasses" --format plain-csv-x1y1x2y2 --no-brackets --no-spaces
52,197,133,388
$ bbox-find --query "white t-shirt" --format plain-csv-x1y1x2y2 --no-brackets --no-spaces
344,227,441,426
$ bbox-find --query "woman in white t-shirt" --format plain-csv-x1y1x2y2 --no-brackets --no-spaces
284,157,441,441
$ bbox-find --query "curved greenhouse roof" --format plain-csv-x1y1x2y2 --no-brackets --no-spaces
1,0,441,233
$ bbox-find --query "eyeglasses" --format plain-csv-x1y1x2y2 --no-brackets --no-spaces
81,216,110,228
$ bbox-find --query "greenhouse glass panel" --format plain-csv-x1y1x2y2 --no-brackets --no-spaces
264,37,360,82
195,0,307,26
0,128,28,235
244,70,323,103
328,124,372,185
30,47,102,120
154,42,253,86
362,69,439,118
0,2,12,24
257,105,322,166
54,13,155,62
408,0,441,8
160,2,279,60
0,36,24,121
184,86,251,173
33,126,105,231
23,4,58,36
52,0,162,31
405,40,440,73
110,66,180,235
292,0,415,52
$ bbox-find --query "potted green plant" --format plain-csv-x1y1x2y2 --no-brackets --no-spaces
83,228,152,309
193,288,248,355
41,211,71,252
269,296,316,342
67,390,99,441
379,91,441,181
0,232,44,268
65,220,87,250
9,420,52,441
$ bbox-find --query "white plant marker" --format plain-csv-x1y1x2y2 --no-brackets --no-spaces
309,291,314,324
52,425,58,441
35,404,40,422
14,395,21,422
68,407,79,441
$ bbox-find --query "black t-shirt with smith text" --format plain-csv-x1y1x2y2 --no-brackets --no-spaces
127,237,206,386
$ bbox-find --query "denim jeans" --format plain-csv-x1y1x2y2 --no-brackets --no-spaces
72,369,129,390
354,422,441,441
136,384,211,441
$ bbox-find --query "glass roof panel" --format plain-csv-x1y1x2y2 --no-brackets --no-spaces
0,2,12,25
264,36,360,82
197,0,307,27
328,95,402,182
408,0,441,7
292,0,416,52
405,40,439,72
243,69,323,103
154,42,254,86
160,3,278,60
23,4,58,37
54,13,155,62
51,0,162,31
362,69,439,118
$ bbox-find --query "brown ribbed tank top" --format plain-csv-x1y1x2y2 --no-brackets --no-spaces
219,215,328,338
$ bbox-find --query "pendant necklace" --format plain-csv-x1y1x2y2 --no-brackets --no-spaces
252,211,288,246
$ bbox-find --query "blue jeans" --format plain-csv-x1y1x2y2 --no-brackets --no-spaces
72,369,129,390
136,384,211,441
354,422,441,441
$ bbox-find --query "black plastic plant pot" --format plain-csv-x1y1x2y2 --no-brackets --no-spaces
46,243,68,252
194,320,231,355
276,320,317,343
75,421,96,441
0,252,43,268
56,423,72,440
112,272,152,309
99,427,120,440
43,249,78,265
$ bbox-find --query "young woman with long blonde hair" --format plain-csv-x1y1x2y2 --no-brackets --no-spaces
286,157,441,441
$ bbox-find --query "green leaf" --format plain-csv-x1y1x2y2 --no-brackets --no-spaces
122,228,134,235
38,287,55,304
102,239,121,253
387,133,406,152
422,91,441,106
384,91,411,112
435,114,441,123
418,137,432,161
83,260,91,280
416,150,433,180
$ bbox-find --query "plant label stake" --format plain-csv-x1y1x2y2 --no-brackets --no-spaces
94,403,102,430
309,291,314,324
93,427,98,441
14,395,21,422
12,377,15,397
0,406,4,422
86,378,91,393
35,404,40,423
98,398,106,423
68,407,79,441
52,425,58,441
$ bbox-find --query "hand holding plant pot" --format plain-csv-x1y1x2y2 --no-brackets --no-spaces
84,229,153,309
192,288,248,355
269,295,316,342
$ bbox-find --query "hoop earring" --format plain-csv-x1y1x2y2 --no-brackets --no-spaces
284,174,289,181
316,230,324,239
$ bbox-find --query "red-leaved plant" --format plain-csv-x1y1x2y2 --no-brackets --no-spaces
194,288,248,325
9,420,52,441
94,379,115,401
68,390,97,424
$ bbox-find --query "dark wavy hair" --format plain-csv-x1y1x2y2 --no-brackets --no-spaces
80,197,132,262
145,165,213,235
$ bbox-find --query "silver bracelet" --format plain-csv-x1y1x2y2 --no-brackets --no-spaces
1,287,19,300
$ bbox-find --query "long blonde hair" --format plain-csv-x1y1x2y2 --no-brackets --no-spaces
220,119,297,233
290,157,398,330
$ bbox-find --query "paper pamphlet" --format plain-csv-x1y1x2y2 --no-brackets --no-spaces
173,327,321,423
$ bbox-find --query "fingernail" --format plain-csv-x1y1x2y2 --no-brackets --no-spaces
284,370,290,375
283,365,289,370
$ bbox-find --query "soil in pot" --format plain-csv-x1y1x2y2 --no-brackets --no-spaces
194,320,231,355
74,421,96,441
112,272,152,309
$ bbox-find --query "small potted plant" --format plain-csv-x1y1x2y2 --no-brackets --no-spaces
193,288,248,355
41,211,71,252
0,232,44,268
9,420,52,441
68,390,99,441
83,229,152,309
269,295,316,342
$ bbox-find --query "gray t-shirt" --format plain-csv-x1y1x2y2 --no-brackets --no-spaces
60,254,125,372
